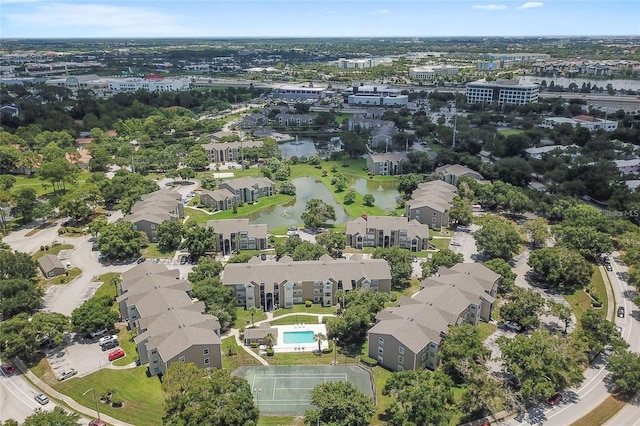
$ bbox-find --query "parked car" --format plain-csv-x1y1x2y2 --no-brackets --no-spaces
89,420,107,426
1,363,15,375
180,256,188,265
58,368,77,381
90,328,108,338
617,306,625,318
101,340,118,351
261,253,267,261
137,257,146,264
615,326,623,334
108,349,125,361
98,335,118,346
34,393,49,405
504,321,522,332
606,264,613,271
547,392,563,405
602,256,611,265
604,345,614,356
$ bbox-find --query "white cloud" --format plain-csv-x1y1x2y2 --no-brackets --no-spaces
472,4,508,11
518,2,544,9
369,9,391,16
3,2,203,37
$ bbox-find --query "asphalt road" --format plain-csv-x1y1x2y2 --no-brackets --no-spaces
0,372,55,422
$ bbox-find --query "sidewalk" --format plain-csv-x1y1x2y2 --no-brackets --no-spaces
14,358,134,426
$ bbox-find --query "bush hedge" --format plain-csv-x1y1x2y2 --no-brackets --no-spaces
266,348,274,356
305,300,312,308
360,355,378,367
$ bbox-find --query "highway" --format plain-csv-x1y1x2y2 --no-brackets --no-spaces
0,371,55,422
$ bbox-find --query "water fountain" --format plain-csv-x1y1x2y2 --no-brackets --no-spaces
377,185,384,191
281,208,290,217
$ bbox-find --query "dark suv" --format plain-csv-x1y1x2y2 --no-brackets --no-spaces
617,306,625,318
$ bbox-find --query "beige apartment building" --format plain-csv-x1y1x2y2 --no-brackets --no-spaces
345,215,429,251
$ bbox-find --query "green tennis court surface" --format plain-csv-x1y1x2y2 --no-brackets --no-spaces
233,365,375,416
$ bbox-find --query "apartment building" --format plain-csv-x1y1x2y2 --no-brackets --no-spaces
366,153,408,176
201,140,263,163
435,164,486,186
199,188,236,211
275,113,315,127
368,263,499,371
116,263,222,376
218,176,275,203
405,180,457,229
221,254,392,311
345,216,429,251
123,189,183,242
206,218,268,255
466,79,539,105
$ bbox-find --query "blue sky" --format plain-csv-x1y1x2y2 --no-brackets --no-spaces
0,0,638,39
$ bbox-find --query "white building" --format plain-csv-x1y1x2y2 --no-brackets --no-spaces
541,115,618,132
348,85,408,106
274,85,327,100
486,53,551,62
466,79,539,105
409,66,459,80
330,57,393,68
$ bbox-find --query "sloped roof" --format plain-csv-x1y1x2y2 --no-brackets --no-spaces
37,254,64,273
155,326,221,362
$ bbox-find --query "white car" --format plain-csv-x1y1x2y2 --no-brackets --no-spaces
504,321,522,332
98,335,118,346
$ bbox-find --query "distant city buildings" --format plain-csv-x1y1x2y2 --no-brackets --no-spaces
409,66,459,80
541,115,619,132
46,74,190,97
466,79,539,105
347,85,408,106
330,57,393,68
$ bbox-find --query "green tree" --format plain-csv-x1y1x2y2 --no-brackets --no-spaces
188,257,224,282
331,173,348,192
314,332,326,353
301,198,336,229
0,313,40,360
397,174,426,197
577,310,627,358
163,363,258,426
0,278,44,319
528,247,592,290
278,181,296,195
420,249,464,279
155,220,184,251
183,146,210,170
372,246,413,290
181,224,216,258
30,312,71,347
458,370,518,421
343,188,356,204
71,296,119,335
449,195,473,225
11,187,38,223
554,225,613,260
32,200,55,224
0,250,37,280
606,350,640,395
474,217,521,260
97,222,144,260
523,218,550,248
362,193,375,207
483,258,517,292
439,324,491,383
382,370,454,426
547,300,573,334
305,381,374,426
497,329,586,403
292,240,329,261
59,186,103,222
191,276,236,331
315,230,347,258
0,175,17,191
500,287,545,330
326,289,388,346
22,407,80,426
37,157,80,192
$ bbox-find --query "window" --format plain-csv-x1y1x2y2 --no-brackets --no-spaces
398,356,404,364
179,356,186,363
151,349,157,354
378,347,384,355
378,337,384,345
203,348,209,356
203,358,210,365
398,346,404,355
378,355,384,364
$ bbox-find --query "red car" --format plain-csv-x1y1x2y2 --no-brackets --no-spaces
547,392,563,405
108,349,125,361
1,364,15,375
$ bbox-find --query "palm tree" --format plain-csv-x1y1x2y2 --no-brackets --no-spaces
314,332,326,353
335,290,346,310
248,306,257,327
264,332,276,349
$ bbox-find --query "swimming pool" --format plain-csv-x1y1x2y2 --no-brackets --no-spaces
283,330,315,344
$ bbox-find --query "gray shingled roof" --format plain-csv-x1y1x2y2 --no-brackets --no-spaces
120,265,174,287
206,218,268,240
155,326,221,362
368,319,437,353
201,188,235,201
345,216,429,241
37,254,64,274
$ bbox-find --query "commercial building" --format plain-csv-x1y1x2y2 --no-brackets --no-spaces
409,66,459,80
466,79,539,105
348,85,409,106
345,216,429,251
330,57,393,68
117,264,222,376
541,115,619,132
368,263,499,371
486,53,551,62
274,85,328,100
221,254,392,311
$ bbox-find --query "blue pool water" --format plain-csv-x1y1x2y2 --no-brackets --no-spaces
283,331,315,344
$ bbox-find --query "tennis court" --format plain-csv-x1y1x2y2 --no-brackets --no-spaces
233,365,375,416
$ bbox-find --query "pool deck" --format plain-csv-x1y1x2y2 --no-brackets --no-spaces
272,324,329,353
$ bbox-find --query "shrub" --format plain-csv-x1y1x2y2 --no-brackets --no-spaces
250,342,259,348
305,300,312,308
360,355,378,367
389,293,398,302
322,347,333,354
266,348,274,356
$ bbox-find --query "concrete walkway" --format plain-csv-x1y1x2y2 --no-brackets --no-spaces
228,311,337,366
14,359,134,426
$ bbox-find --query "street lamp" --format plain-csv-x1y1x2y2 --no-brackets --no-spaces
83,388,100,420
253,388,262,411
333,338,338,365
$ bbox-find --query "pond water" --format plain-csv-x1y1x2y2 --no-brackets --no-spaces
251,176,401,228
280,140,317,159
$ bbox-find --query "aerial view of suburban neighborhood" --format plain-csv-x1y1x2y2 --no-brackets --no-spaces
0,1,639,425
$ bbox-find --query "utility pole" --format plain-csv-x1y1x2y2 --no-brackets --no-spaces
452,114,458,149
83,388,100,420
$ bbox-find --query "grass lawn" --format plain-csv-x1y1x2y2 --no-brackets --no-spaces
234,307,267,329
185,194,294,225
268,316,320,326
570,394,628,426
140,243,175,259
112,325,138,367
563,266,608,324
477,322,498,341
429,238,452,251
264,350,355,366
371,366,395,423
272,304,337,317
43,267,82,286
92,273,120,315
221,336,261,371
54,367,164,426
589,266,608,317
32,244,74,260
12,171,92,198
497,129,525,136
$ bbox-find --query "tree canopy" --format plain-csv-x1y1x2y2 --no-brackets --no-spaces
420,249,464,279
71,295,119,335
372,246,413,290
499,287,545,330
301,198,336,229
305,380,374,426
528,247,593,290
97,221,145,260
474,217,521,260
